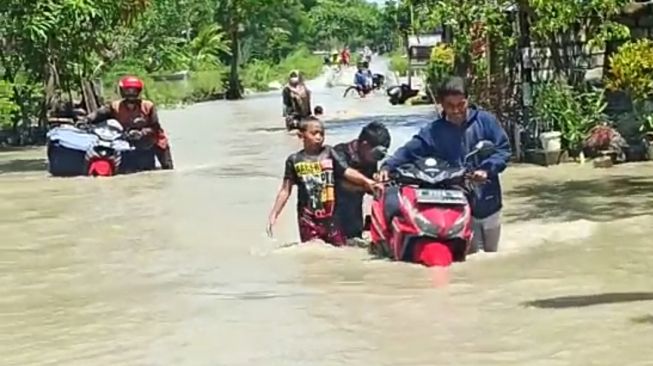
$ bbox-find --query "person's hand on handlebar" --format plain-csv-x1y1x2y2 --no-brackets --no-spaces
363,178,383,194
74,117,90,129
468,169,488,183
374,168,391,182
127,129,144,140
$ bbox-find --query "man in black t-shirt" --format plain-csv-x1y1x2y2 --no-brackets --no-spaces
334,121,391,239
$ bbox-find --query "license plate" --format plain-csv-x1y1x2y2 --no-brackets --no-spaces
416,189,467,205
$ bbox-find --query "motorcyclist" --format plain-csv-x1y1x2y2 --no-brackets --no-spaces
354,61,374,97
79,76,173,169
282,70,312,129
376,76,511,253
362,46,373,63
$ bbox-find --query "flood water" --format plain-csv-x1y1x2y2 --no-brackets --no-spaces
1,60,653,365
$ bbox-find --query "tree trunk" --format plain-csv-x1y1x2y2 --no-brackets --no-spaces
226,26,243,100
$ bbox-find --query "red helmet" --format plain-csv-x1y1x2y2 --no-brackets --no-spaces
118,76,144,100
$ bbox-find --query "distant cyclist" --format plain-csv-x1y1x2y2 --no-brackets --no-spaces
353,61,374,97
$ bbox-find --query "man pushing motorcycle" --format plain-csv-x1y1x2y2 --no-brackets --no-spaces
376,76,511,254
79,76,174,169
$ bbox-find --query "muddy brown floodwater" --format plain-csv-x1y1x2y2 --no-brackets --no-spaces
1,61,653,365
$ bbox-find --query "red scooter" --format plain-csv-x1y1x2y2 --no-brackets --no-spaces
367,140,496,267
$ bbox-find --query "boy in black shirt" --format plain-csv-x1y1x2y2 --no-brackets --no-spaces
267,117,378,246
333,121,391,239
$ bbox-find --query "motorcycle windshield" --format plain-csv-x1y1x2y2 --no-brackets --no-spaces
394,161,466,187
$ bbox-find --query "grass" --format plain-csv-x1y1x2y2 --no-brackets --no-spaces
242,47,324,91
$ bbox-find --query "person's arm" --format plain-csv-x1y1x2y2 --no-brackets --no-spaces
141,104,162,137
282,87,292,116
382,125,433,172
330,147,376,192
305,88,312,116
341,180,367,192
343,168,376,193
267,179,294,235
84,104,113,124
267,157,296,237
478,114,512,175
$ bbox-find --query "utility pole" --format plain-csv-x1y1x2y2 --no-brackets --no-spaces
515,0,532,161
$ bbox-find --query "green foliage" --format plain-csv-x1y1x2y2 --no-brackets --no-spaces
528,0,630,48
308,0,381,49
606,39,653,102
388,51,408,76
412,0,514,75
533,81,606,152
242,47,323,91
605,39,653,133
243,61,276,91
0,81,19,129
426,44,455,93
1,0,398,143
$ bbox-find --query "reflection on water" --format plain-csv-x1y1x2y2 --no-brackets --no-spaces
1,59,653,365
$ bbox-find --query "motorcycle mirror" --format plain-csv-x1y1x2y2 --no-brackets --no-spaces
464,140,496,161
370,146,388,161
475,140,495,153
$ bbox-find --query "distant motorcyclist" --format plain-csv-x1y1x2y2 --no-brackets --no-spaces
80,76,173,169
353,61,374,97
282,70,312,129
362,46,373,63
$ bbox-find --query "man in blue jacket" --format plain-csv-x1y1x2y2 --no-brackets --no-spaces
377,76,511,253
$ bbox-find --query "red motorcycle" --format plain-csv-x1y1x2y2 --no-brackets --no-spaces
367,140,496,267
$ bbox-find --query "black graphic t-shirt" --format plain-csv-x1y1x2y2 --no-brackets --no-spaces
284,146,349,219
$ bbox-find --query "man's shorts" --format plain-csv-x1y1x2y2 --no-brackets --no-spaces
298,214,346,246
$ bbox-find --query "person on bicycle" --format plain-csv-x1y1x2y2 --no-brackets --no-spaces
353,61,373,97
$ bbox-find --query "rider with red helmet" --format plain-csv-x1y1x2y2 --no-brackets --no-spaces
82,76,173,169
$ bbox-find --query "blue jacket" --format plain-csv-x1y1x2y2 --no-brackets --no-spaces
354,71,371,88
382,107,511,219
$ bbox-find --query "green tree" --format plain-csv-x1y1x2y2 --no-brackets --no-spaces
308,0,381,49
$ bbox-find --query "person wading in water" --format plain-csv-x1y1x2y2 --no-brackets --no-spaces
282,70,312,130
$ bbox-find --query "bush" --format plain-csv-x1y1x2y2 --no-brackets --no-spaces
0,81,18,129
242,60,276,91
388,50,408,76
532,81,606,154
426,44,455,94
275,47,323,81
606,39,653,102
243,47,323,91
